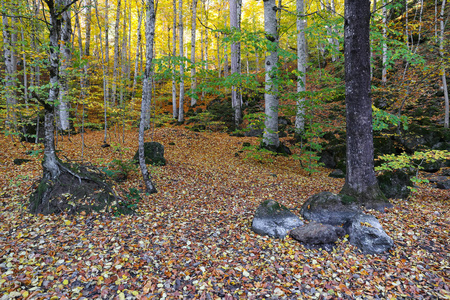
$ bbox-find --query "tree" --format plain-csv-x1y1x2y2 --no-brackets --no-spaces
138,0,158,194
295,0,306,133
30,0,119,215
190,0,198,106
229,0,242,126
440,0,449,129
58,0,72,131
177,0,185,122
172,0,178,118
262,0,279,149
339,0,391,211
1,1,18,135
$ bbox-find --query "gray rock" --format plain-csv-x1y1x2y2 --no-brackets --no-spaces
290,222,345,245
345,214,394,254
133,142,166,166
436,180,450,189
300,192,360,226
252,200,303,239
377,170,412,199
329,169,345,178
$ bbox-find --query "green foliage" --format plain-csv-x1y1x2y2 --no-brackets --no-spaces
242,143,274,163
187,112,227,132
372,106,408,131
376,150,450,191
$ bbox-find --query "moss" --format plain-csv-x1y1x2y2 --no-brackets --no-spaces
261,200,288,212
341,194,356,204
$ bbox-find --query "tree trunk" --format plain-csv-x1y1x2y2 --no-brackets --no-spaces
139,0,158,194
340,0,391,211
178,0,185,122
190,0,198,106
84,0,91,57
94,0,109,144
230,0,242,126
112,0,121,106
58,0,72,131
1,2,18,133
295,0,306,133
132,8,143,99
104,0,110,103
172,0,178,118
381,0,387,85
262,0,279,148
440,0,449,128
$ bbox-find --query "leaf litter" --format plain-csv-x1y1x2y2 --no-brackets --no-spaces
0,128,449,299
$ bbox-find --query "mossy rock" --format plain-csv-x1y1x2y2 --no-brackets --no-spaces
133,142,166,166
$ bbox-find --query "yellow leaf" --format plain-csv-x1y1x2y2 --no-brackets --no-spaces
63,279,69,285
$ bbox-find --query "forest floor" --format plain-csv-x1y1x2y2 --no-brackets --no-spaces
0,127,449,299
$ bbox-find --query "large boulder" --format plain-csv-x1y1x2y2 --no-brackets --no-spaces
436,179,450,190
300,192,360,226
290,222,345,249
344,214,393,254
133,142,166,166
252,200,303,239
377,170,412,199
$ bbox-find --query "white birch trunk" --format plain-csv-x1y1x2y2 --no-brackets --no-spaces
1,4,18,132
132,8,143,99
190,0,198,106
382,0,387,85
263,0,279,148
94,0,109,143
138,0,157,194
440,0,449,128
172,0,178,118
295,0,306,133
58,1,72,131
229,0,242,125
178,0,185,122
112,0,121,105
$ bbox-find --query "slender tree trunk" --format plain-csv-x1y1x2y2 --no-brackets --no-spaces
340,0,390,210
230,0,242,125
85,0,91,56
94,0,109,144
112,0,122,105
190,0,198,106
178,0,185,122
172,0,178,118
42,0,65,179
132,8,143,99
58,1,72,131
382,0,387,85
262,0,279,148
139,0,157,193
295,0,306,133
20,26,28,109
440,0,449,128
104,0,110,103
1,3,18,133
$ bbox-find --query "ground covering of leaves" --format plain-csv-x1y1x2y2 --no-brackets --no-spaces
0,128,449,299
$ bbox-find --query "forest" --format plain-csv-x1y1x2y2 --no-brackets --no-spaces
0,0,449,298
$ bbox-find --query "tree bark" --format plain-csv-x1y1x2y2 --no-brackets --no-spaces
172,0,178,118
132,8,143,99
381,0,387,85
340,0,391,211
139,0,158,194
1,2,18,133
112,0,121,105
295,0,306,133
58,0,72,131
190,0,198,106
230,0,242,126
178,0,185,122
440,0,449,128
262,0,279,148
